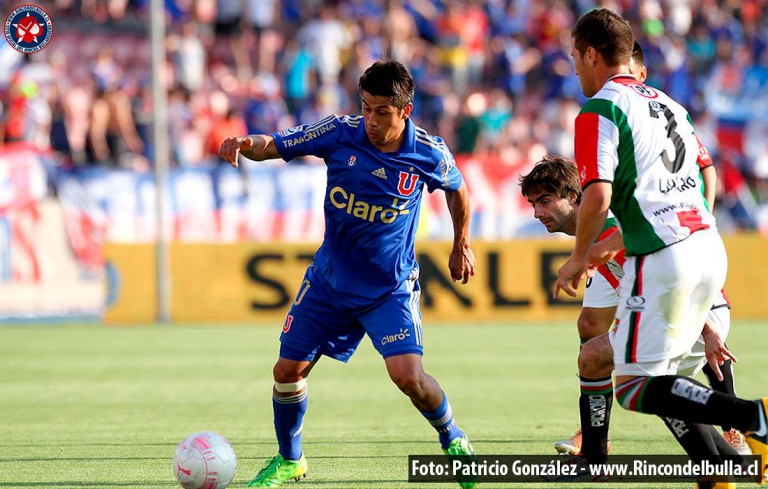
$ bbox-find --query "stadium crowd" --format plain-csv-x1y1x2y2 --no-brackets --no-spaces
1,0,767,232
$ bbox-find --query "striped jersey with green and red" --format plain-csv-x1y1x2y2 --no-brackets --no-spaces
595,216,625,290
574,74,716,257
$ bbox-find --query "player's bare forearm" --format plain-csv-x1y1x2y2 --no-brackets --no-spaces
700,165,717,211
600,229,624,254
573,183,611,261
445,181,476,284
446,181,471,250
587,229,624,268
241,135,280,161
555,182,612,297
218,134,280,168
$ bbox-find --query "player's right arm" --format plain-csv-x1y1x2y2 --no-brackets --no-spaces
219,135,280,168
555,103,617,298
555,182,612,298
445,180,476,284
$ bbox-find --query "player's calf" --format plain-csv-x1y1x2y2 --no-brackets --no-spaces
578,334,614,379
577,376,613,464
273,380,308,462
555,335,614,461
386,355,469,449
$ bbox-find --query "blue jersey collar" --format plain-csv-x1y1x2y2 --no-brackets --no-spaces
400,118,416,154
354,116,416,154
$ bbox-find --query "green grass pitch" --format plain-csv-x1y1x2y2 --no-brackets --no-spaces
0,321,765,488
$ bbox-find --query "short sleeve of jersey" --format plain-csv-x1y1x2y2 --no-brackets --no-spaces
695,135,714,170
575,100,621,188
271,115,342,162
420,136,463,193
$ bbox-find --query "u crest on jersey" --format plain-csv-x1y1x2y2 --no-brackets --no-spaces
397,171,419,196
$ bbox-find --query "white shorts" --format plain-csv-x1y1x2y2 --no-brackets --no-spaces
611,230,728,377
583,271,620,308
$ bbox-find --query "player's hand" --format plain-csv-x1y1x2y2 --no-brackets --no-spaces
702,322,737,382
218,136,254,168
553,256,587,299
449,243,476,284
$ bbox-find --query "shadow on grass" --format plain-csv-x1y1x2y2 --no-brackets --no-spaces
0,483,177,487
280,480,409,485
0,457,160,462
0,455,404,462
0,439,435,449
0,480,409,488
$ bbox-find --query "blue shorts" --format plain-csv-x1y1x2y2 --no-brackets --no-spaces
278,265,424,363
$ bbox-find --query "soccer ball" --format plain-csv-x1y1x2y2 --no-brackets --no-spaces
172,431,237,489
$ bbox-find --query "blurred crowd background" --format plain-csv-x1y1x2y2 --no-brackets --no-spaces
2,0,767,233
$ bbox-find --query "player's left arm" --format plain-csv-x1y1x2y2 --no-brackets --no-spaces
695,136,717,211
586,228,624,270
555,182,611,298
445,180,476,284
700,165,716,211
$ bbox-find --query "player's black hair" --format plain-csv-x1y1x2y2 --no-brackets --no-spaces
519,155,582,204
572,8,634,67
631,41,644,65
358,59,415,110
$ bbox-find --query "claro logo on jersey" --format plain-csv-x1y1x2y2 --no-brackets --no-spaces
329,186,410,223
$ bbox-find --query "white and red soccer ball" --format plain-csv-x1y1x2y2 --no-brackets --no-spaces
173,431,237,489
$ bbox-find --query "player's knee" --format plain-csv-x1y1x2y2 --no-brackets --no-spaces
391,370,426,398
578,335,614,378
272,362,303,384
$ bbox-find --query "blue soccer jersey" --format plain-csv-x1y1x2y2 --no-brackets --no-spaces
271,115,463,299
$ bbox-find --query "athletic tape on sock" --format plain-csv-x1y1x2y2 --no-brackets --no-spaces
275,379,307,393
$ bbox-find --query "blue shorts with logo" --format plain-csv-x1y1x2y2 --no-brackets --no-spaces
278,265,424,362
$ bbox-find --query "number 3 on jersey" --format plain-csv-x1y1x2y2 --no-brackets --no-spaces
649,101,686,173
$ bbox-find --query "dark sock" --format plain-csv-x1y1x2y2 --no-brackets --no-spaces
579,376,613,464
702,360,735,431
661,416,720,461
616,376,758,433
661,419,732,488
708,425,742,459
